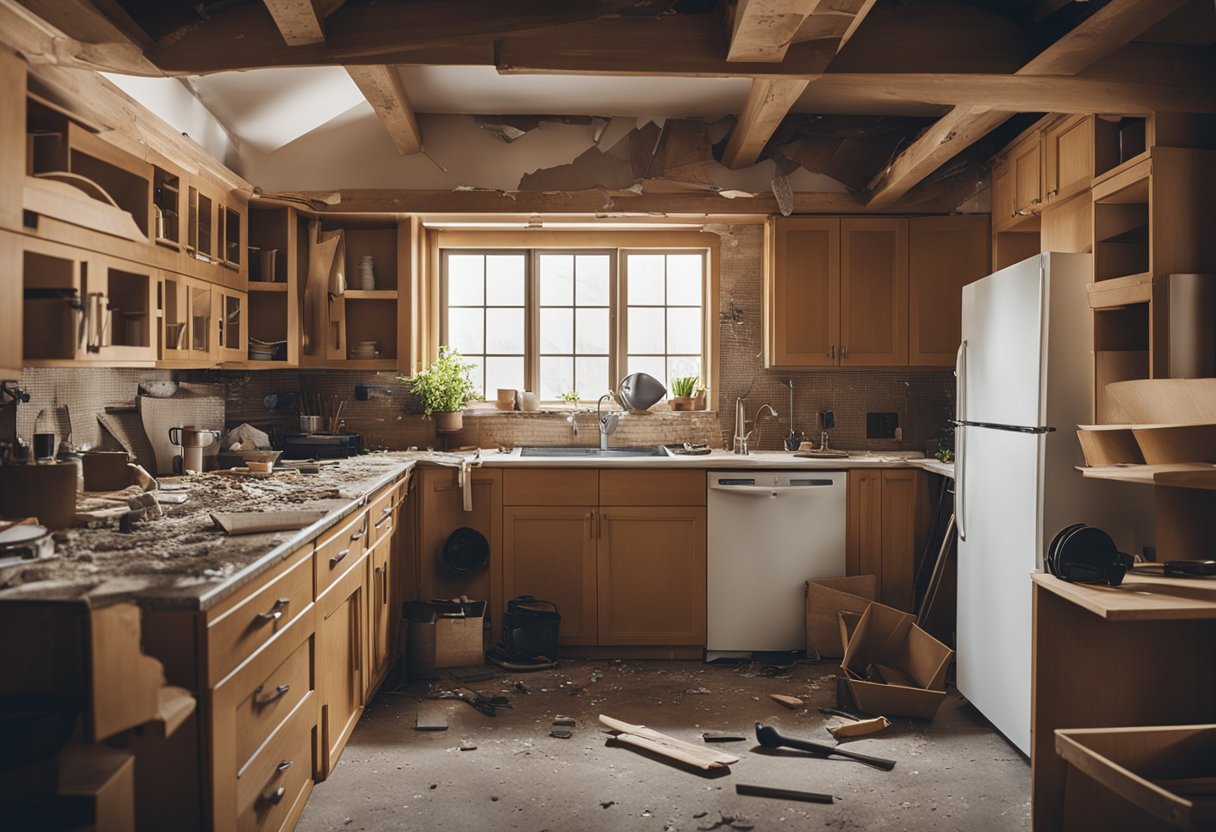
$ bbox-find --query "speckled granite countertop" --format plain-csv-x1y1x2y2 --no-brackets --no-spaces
0,455,416,610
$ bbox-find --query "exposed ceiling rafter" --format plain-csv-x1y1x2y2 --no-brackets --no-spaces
345,65,423,155
262,0,333,47
866,0,1197,208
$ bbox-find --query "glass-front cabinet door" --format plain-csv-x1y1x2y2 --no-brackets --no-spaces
216,288,247,364
188,279,214,362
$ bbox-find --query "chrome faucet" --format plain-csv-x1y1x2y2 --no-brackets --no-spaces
820,430,831,451
733,397,778,455
567,411,580,439
597,393,620,450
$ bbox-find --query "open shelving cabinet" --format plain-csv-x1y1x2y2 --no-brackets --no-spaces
246,203,302,367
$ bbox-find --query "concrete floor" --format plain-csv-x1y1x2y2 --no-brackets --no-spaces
298,661,1031,832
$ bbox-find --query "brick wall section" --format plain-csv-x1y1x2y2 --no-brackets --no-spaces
13,225,953,454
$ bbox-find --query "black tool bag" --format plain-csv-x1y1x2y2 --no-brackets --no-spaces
497,596,560,663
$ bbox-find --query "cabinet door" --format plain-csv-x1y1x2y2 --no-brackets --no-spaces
846,470,883,589
187,279,214,362
90,255,158,365
367,535,393,693
216,288,247,365
316,561,365,780
908,216,990,366
0,231,22,376
1043,116,1092,205
1012,137,1042,216
596,506,706,646
879,470,922,612
768,217,840,367
502,506,598,646
840,218,908,366
991,160,1015,230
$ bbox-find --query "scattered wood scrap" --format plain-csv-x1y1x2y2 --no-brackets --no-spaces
828,715,892,739
599,715,738,771
770,694,804,710
736,783,834,805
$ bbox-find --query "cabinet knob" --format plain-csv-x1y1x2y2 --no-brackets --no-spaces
841,345,849,359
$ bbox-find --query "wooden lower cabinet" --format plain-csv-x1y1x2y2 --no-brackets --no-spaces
597,506,707,646
502,505,599,646
367,533,395,695
316,556,367,780
846,469,927,611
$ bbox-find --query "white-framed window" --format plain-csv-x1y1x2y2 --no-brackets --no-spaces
439,247,709,402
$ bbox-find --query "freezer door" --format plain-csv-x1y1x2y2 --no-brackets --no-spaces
960,255,1047,429
955,423,1042,757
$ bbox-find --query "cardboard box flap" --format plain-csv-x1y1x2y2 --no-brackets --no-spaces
842,602,915,677
837,610,862,656
899,625,953,690
806,575,876,660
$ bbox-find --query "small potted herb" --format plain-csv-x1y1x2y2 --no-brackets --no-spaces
669,376,699,411
694,383,709,411
401,346,476,432
558,390,581,405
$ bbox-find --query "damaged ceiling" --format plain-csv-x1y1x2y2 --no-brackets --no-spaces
31,0,1215,210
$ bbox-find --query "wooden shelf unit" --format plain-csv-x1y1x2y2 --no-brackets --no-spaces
246,203,301,367
1034,459,1216,831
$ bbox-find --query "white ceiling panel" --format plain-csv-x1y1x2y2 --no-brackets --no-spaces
185,66,365,153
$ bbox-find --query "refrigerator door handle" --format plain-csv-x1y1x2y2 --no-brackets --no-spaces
955,340,968,541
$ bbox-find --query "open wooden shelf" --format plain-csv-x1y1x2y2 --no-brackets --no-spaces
1077,463,1216,486
248,281,288,293
1089,273,1152,308
342,289,397,300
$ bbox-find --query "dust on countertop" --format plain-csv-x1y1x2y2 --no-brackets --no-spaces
0,454,417,609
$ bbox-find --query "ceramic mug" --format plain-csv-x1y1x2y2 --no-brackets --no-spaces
496,389,517,410
519,392,540,412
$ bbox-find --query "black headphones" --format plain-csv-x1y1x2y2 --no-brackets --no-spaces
1046,523,1135,586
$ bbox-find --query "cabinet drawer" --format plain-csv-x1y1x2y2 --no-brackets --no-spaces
503,469,598,505
316,510,368,595
234,635,312,769
599,470,705,506
236,694,314,832
208,554,313,686
367,485,398,548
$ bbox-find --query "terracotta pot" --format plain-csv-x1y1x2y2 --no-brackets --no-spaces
670,396,696,412
434,411,463,432
693,392,707,410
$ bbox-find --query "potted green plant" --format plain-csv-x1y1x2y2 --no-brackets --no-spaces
693,383,709,411
558,390,581,405
669,376,698,411
401,346,476,432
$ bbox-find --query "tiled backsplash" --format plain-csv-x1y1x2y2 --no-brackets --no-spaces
10,225,953,455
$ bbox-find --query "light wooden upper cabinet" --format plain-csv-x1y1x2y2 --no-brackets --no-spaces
1043,115,1093,206
767,217,839,367
0,231,21,377
991,160,1015,227
769,215,981,369
908,216,990,366
1012,136,1043,218
839,218,908,366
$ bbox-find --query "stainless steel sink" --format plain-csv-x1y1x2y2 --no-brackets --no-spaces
519,445,670,458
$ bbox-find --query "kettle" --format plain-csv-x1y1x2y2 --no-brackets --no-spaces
169,425,219,474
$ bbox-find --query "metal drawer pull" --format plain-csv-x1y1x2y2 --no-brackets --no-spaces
255,598,290,623
350,529,366,542
275,760,293,773
379,505,393,517
257,786,286,808
253,683,290,707
330,548,350,567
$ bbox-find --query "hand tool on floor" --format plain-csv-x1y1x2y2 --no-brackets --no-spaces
754,722,896,771
736,783,834,805
429,687,511,717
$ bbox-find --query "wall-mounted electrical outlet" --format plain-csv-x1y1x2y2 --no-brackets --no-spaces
866,412,899,439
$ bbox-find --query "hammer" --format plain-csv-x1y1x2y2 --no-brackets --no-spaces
755,722,896,771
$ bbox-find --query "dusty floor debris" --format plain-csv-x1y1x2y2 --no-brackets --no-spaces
298,660,1031,831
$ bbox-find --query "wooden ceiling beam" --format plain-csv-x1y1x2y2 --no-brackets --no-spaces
345,65,422,155
866,106,1012,209
867,0,1195,207
722,78,811,168
1,0,156,74
728,0,823,62
262,0,329,47
1017,0,1193,75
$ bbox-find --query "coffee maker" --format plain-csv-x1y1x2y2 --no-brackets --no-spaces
168,425,219,474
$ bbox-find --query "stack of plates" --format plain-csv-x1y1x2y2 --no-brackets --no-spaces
249,338,286,361
350,340,379,360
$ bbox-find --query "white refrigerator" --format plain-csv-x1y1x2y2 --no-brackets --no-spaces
954,252,1152,756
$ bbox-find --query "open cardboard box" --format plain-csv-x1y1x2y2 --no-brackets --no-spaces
840,601,953,720
806,575,876,660
403,599,487,679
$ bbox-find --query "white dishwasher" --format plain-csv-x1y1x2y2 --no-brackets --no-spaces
706,470,847,660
